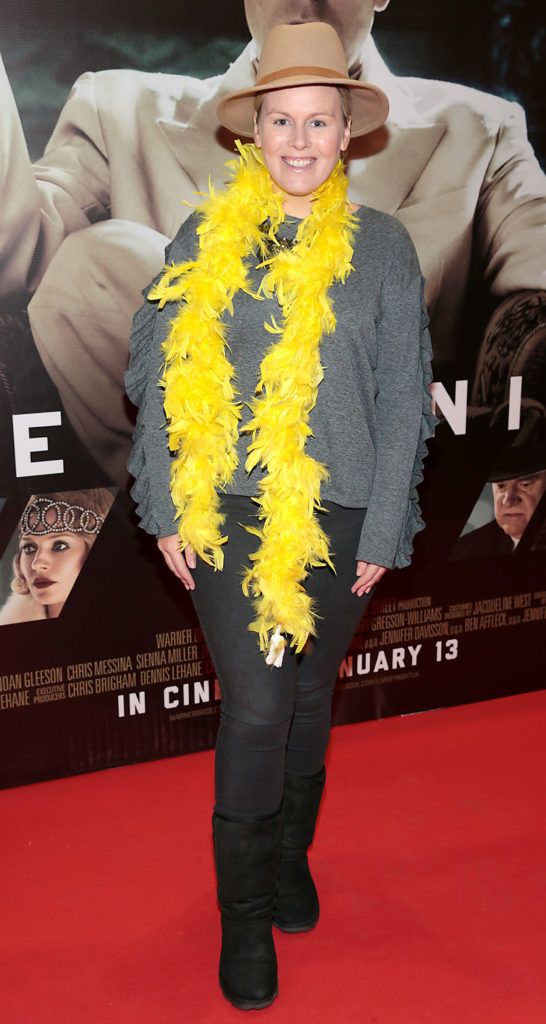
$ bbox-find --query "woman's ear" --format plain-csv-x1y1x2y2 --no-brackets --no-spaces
253,111,262,148
341,118,352,153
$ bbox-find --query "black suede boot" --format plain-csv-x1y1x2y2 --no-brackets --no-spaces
273,765,326,933
212,806,283,1010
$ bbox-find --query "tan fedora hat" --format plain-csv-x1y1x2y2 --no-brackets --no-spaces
216,22,389,138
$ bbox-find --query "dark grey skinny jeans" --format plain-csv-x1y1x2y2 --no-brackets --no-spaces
190,494,374,818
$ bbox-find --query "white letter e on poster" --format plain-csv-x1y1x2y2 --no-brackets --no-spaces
12,412,64,477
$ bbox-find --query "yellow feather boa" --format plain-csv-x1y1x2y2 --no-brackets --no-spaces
148,141,358,665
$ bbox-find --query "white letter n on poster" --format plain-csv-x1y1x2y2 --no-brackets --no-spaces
12,412,64,477
430,381,468,434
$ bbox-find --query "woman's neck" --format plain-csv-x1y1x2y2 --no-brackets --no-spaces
282,196,313,219
46,602,63,619
281,198,362,220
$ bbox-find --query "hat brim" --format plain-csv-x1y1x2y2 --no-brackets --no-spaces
487,448,546,482
216,77,389,138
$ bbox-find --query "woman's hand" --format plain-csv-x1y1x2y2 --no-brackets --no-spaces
352,560,389,597
157,534,196,590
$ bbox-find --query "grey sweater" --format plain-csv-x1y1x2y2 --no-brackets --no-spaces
125,207,438,569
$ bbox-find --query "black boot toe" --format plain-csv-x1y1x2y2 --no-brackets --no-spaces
219,919,278,1009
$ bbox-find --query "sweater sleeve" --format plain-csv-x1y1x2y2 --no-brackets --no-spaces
356,225,438,568
124,213,199,537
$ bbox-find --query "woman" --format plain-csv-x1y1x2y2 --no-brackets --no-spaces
125,22,437,1011
0,489,114,624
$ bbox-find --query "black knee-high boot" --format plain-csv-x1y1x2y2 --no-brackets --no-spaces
212,805,283,1010
273,764,326,933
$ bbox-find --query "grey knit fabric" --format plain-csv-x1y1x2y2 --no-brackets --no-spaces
125,207,438,569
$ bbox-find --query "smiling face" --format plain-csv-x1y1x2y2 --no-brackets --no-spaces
244,1,389,68
253,84,351,215
18,532,91,617
492,470,546,540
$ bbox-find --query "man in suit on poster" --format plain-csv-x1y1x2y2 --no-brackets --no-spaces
452,470,546,560
0,0,545,482
451,409,546,560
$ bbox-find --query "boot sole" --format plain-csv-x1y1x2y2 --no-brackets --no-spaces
220,981,279,1010
273,911,319,933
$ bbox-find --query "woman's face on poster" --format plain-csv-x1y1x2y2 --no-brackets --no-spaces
244,1,390,65
18,532,90,612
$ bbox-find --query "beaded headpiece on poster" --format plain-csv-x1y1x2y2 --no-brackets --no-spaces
19,497,105,537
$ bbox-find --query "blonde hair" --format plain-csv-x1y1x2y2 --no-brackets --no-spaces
254,85,352,128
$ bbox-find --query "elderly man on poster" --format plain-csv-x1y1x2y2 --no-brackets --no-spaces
451,404,546,559
0,0,545,482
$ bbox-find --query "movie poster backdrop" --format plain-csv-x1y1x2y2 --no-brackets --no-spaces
1,2,545,787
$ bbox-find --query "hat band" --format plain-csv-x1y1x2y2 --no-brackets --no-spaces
257,65,347,87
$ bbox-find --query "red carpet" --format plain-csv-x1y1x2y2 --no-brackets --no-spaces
2,690,545,1023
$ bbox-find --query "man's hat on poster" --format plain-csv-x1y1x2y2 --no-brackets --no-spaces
487,401,546,482
216,21,389,138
